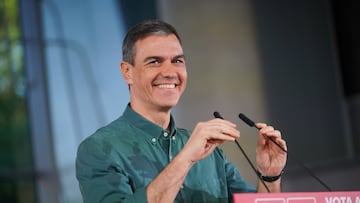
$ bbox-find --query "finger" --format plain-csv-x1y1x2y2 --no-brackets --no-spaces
258,125,282,140
274,137,287,152
219,126,240,138
255,122,267,129
263,135,287,153
263,130,282,139
212,118,237,128
208,139,225,145
258,126,273,143
192,120,240,143
259,125,275,135
209,130,238,142
210,119,240,139
257,125,284,149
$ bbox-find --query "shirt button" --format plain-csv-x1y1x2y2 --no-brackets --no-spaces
172,136,176,140
151,138,156,143
164,132,168,137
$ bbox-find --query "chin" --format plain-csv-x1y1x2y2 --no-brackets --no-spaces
158,102,177,110
163,103,177,109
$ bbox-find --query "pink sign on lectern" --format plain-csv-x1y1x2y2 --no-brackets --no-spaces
233,191,360,203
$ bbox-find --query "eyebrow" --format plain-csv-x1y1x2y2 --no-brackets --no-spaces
143,54,185,63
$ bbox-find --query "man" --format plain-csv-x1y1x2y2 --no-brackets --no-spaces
76,19,287,203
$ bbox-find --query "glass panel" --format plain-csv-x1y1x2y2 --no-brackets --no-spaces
40,1,128,201
0,0,36,202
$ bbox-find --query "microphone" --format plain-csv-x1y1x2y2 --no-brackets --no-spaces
213,111,271,192
238,113,257,128
238,112,332,191
239,113,287,153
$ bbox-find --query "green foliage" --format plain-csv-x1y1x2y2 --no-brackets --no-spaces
0,0,36,202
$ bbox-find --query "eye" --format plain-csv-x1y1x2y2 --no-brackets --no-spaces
146,59,162,67
173,58,185,64
149,59,160,64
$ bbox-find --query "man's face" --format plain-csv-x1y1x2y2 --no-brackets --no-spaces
123,34,187,112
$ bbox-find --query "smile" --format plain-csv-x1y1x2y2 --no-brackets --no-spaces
157,84,176,89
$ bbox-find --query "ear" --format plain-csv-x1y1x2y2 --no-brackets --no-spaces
120,61,133,85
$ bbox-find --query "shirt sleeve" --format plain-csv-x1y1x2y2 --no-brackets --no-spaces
222,151,257,203
76,137,148,203
225,161,257,194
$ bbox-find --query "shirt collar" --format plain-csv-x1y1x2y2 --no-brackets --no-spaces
122,104,177,138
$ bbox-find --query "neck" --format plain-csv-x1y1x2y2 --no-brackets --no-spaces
130,103,172,130
151,111,171,130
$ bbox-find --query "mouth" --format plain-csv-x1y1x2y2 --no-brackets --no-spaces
155,84,177,89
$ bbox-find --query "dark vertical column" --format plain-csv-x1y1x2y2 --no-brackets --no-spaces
117,0,158,29
19,0,60,202
252,0,348,163
331,1,360,157
332,2,360,97
250,0,360,191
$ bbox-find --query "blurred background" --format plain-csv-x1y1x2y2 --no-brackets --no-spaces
1,0,359,202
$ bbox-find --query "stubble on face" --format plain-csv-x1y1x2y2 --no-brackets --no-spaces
128,34,187,115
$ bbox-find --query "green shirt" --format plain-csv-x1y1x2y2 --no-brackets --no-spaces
76,105,256,203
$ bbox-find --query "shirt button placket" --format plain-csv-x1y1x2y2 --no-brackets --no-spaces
168,133,173,161
151,137,157,145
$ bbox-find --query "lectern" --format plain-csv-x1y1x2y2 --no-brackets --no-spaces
233,191,360,203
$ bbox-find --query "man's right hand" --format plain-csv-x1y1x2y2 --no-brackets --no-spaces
180,118,240,164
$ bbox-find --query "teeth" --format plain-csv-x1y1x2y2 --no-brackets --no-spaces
157,84,176,89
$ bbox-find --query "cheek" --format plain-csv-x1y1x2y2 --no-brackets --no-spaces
180,69,188,85
135,71,157,88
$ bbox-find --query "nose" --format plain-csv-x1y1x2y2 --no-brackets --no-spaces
160,61,177,77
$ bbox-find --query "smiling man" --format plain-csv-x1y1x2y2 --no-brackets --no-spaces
76,19,287,203
121,34,187,124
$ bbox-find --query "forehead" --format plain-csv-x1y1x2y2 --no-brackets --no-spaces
134,34,183,59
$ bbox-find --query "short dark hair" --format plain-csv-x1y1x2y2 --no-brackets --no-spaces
122,19,182,65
